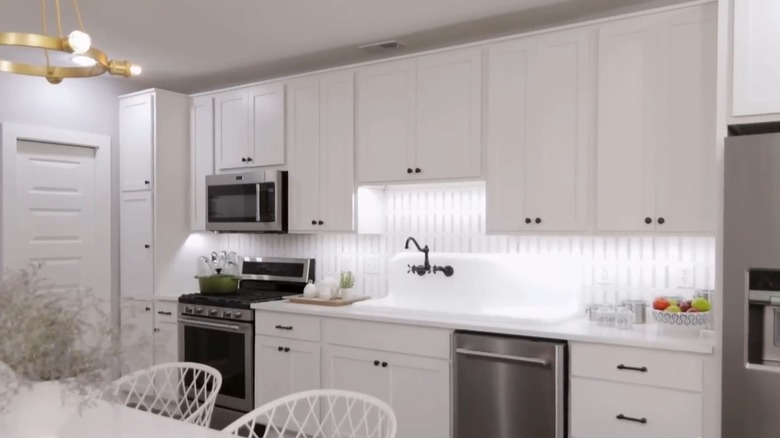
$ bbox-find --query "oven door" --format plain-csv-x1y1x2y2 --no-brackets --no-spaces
205,171,284,232
178,316,254,412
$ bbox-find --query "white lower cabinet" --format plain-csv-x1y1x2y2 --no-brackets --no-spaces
120,298,154,375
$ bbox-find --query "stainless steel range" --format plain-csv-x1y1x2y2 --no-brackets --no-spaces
178,257,314,429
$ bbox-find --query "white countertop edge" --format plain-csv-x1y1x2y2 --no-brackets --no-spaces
251,301,715,355
154,295,180,302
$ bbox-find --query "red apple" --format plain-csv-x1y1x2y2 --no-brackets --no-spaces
653,297,671,311
679,300,692,312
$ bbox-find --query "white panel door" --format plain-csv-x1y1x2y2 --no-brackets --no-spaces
248,83,286,167
215,90,249,170
319,70,355,232
321,345,389,400
119,94,154,192
356,59,416,183
597,15,658,232
120,191,154,298
287,78,321,232
415,48,482,180
486,38,533,233
13,141,97,291
120,298,154,375
191,96,214,231
654,5,717,232
387,352,450,438
733,0,780,116
255,337,320,405
525,29,591,231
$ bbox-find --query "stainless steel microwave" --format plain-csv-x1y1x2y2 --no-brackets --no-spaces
205,170,288,233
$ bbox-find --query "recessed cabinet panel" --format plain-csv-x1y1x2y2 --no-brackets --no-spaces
120,191,154,298
287,79,321,232
190,96,214,231
733,0,780,116
249,84,286,167
119,94,154,192
215,90,249,171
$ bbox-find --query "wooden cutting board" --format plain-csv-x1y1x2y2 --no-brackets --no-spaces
286,295,370,306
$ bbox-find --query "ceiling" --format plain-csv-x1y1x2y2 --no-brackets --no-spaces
0,0,681,93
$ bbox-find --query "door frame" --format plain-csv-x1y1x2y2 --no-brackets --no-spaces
0,123,112,303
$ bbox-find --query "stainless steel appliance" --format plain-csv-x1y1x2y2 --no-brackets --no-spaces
724,126,780,437
454,332,566,438
178,257,314,429
206,170,287,233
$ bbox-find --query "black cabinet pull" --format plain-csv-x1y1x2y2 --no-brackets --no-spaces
318,220,324,225
157,311,172,316
144,244,151,249
644,217,652,224
284,347,290,353
617,364,648,373
616,414,647,424
144,180,150,185
535,218,541,224
311,220,317,225
381,362,388,368
657,217,665,225
278,346,283,352
407,168,413,174
247,157,253,162
241,157,247,162
525,218,532,224
144,306,151,311
373,360,380,366
415,168,421,174
274,325,293,330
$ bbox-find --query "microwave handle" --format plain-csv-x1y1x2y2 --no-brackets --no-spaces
256,184,261,222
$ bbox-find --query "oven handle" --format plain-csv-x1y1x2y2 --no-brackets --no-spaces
179,317,247,332
256,183,261,222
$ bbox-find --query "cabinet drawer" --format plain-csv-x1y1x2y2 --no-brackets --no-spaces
322,318,451,359
571,377,702,438
256,311,321,342
571,342,703,392
154,300,178,324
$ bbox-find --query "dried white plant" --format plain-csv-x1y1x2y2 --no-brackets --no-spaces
0,267,143,412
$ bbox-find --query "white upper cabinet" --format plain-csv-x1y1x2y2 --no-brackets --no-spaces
214,84,285,171
288,71,355,233
733,0,780,117
486,28,591,233
119,94,154,192
190,96,214,231
249,83,286,167
597,4,716,232
356,47,482,184
415,48,482,180
356,60,416,183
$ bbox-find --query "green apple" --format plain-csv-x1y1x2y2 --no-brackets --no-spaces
668,298,678,306
691,297,711,312
666,305,682,313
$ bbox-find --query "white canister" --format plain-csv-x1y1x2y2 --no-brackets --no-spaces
303,280,318,298
318,286,336,300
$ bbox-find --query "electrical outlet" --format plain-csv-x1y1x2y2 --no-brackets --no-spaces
671,264,695,290
596,265,614,286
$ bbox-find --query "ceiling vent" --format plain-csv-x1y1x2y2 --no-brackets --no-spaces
359,40,405,51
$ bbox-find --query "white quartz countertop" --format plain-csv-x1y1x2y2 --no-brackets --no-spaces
251,300,715,354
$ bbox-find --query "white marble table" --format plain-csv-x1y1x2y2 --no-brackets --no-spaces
57,403,234,438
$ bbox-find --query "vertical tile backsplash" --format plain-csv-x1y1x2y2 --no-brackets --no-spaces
219,184,715,304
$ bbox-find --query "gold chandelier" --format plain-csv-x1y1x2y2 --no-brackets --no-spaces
0,0,141,84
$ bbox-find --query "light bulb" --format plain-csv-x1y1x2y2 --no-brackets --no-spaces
129,64,142,76
68,30,92,55
71,55,96,67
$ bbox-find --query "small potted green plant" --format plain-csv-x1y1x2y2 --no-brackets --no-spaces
339,271,356,300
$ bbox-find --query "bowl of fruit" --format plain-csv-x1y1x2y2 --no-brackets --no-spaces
651,296,711,327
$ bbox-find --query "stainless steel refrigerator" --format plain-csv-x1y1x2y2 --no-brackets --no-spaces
724,126,780,437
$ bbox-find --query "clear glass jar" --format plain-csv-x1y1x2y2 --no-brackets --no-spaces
615,306,634,330
596,306,616,327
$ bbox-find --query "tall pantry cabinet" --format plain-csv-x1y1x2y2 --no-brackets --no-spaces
118,89,190,374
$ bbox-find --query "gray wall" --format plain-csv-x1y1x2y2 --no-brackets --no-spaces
0,73,145,319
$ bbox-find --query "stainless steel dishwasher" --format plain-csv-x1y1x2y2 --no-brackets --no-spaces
454,332,566,438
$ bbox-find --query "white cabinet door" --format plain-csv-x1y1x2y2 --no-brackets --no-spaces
356,60,416,183
525,29,591,231
190,96,214,231
215,90,249,170
733,0,780,116
153,320,178,365
415,48,482,181
255,336,321,406
120,191,154,298
119,94,154,192
654,6,717,232
386,352,450,438
248,83,285,167
321,345,390,400
287,78,321,232
318,71,355,232
596,15,658,232
120,298,154,375
486,38,533,233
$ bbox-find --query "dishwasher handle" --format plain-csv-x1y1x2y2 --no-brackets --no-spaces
455,348,549,367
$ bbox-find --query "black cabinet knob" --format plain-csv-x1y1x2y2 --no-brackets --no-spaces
144,307,151,311
535,218,541,224
381,362,388,368
284,347,290,353
373,360,380,366
278,346,283,352
644,217,652,224
318,220,324,225
407,168,413,174
144,244,151,249
657,217,665,225
144,180,150,185
525,218,532,224
246,157,253,162
241,157,247,162
311,220,317,225
415,168,421,174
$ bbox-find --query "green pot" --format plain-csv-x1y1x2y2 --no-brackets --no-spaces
196,274,240,295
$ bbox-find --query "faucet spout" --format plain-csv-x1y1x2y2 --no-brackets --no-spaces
405,237,423,252
404,237,431,273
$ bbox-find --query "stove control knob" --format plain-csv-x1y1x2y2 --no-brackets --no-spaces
234,311,243,318
185,306,193,314
223,311,233,318
194,307,203,314
208,309,218,316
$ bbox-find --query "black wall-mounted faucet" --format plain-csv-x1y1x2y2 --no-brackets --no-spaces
405,237,454,277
